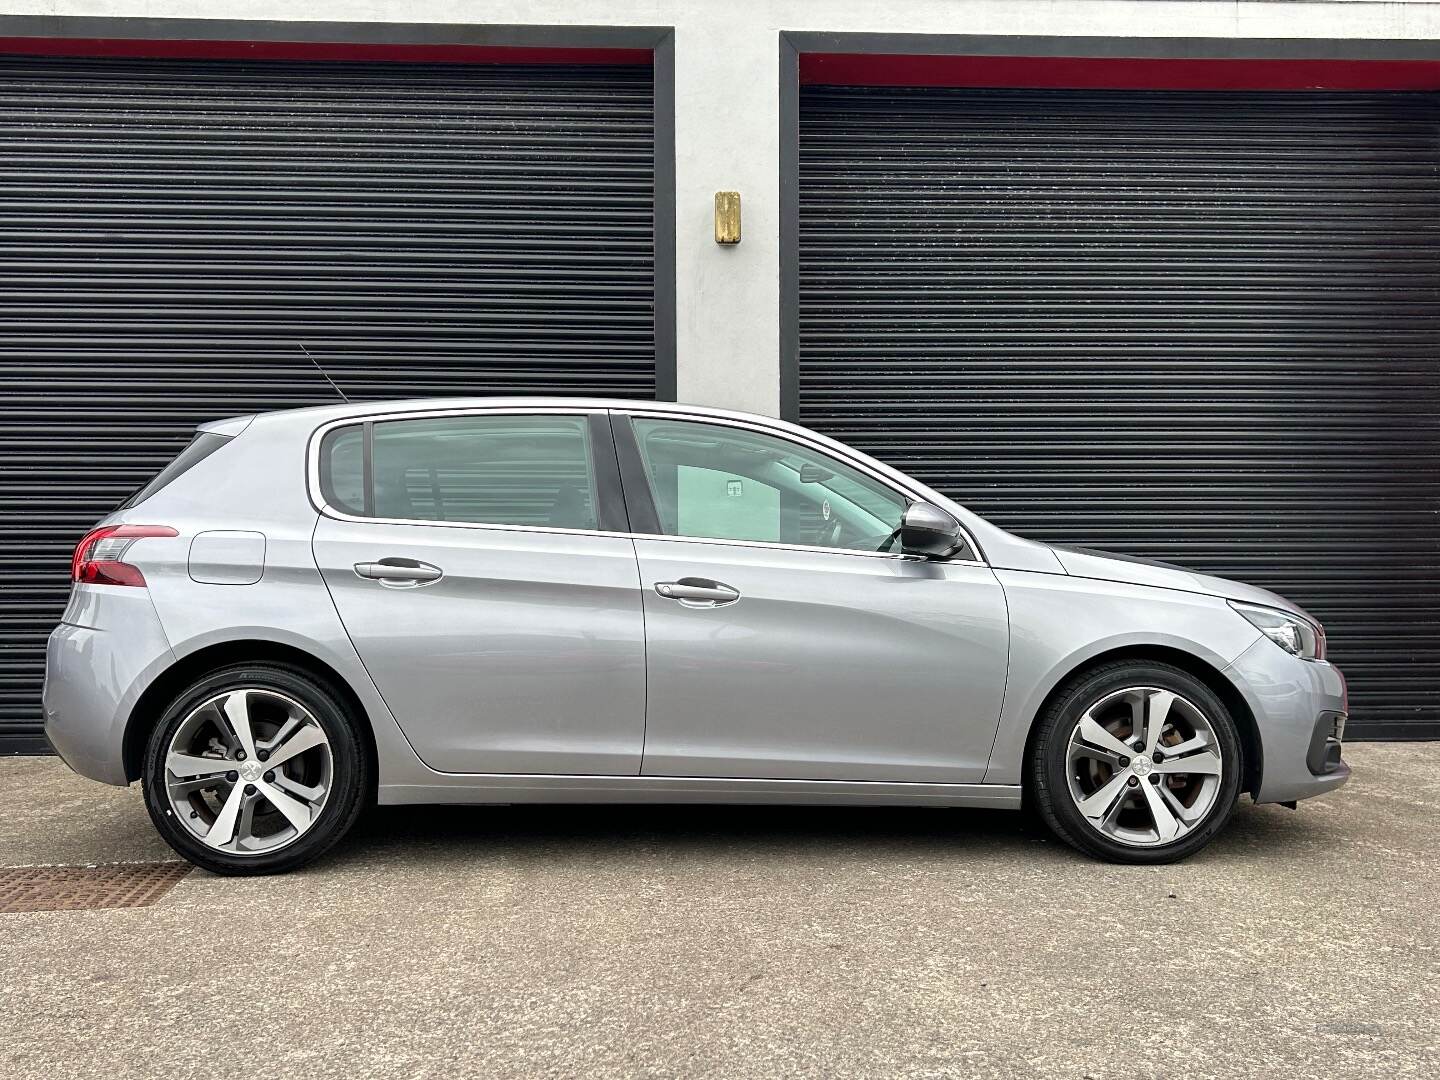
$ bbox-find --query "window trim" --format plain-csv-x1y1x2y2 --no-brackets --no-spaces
613,408,986,565
305,403,986,566
306,406,627,536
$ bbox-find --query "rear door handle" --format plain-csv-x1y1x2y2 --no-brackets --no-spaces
654,578,740,606
353,558,443,587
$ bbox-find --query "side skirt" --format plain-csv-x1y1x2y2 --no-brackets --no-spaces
377,774,1023,809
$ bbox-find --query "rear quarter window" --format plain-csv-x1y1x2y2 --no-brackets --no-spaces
318,425,366,515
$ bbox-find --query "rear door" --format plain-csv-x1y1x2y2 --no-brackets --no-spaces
312,408,645,775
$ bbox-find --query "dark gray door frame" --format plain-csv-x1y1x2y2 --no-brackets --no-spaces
778,30,1440,421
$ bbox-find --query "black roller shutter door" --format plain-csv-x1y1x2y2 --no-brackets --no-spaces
0,55,656,744
799,86,1440,739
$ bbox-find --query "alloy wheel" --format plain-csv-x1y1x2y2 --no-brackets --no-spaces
163,688,333,856
1065,686,1224,848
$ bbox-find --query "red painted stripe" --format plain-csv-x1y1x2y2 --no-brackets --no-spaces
0,37,653,65
799,53,1440,91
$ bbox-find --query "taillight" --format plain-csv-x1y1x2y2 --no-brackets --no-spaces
71,525,178,587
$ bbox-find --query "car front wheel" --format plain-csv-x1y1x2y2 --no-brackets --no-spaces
142,662,368,875
1029,661,1243,863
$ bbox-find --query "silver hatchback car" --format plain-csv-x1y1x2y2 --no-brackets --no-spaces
44,398,1348,873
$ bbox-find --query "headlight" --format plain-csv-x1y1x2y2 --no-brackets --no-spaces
1229,601,1325,661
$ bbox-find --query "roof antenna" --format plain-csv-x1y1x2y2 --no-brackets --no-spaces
299,343,351,403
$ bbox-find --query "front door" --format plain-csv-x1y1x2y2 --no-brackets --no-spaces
618,413,1009,784
312,409,645,775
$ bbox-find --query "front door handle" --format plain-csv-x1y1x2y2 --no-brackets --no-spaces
654,578,740,606
353,558,443,587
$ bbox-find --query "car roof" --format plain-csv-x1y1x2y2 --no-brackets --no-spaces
209,396,790,433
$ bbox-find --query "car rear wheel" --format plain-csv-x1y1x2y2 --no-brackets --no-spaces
142,663,368,875
1029,661,1243,864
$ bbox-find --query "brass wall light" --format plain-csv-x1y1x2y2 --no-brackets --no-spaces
714,191,741,245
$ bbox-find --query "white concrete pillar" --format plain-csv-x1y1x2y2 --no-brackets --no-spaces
670,12,781,416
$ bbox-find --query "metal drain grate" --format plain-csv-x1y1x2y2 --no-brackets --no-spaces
0,862,191,913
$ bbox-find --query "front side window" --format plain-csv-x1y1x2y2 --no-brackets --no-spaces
630,417,909,553
320,413,599,531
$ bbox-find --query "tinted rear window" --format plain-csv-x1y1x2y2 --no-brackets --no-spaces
123,431,233,508
318,414,599,530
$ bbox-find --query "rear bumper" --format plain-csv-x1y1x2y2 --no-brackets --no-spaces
1226,636,1351,804
42,586,174,787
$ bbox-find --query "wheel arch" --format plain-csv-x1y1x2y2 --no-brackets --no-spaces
122,638,379,793
1019,644,1262,799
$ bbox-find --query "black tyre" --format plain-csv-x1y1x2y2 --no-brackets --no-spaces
1029,661,1243,864
142,662,369,875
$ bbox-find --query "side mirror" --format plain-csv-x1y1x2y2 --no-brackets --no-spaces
899,501,966,559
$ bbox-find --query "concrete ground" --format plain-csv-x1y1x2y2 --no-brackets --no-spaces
0,744,1436,1080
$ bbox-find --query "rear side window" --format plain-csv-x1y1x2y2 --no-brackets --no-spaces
318,414,600,531
123,431,233,508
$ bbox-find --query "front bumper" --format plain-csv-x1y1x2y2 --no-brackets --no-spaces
1225,635,1351,804
42,586,175,787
